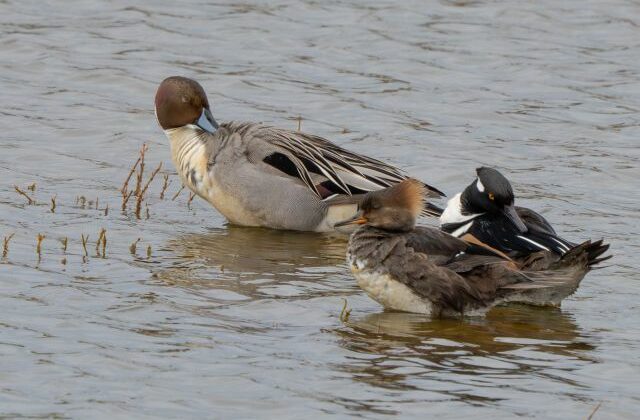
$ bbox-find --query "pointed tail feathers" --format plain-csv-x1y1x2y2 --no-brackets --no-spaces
423,201,444,218
584,239,611,267
422,181,446,199
554,239,611,269
499,239,610,306
499,267,586,306
419,181,445,217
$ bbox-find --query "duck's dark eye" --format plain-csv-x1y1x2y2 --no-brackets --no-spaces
371,201,382,210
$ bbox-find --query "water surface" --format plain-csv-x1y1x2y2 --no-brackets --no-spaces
1,0,639,418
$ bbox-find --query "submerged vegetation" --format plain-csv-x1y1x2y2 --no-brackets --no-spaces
129,238,141,255
2,233,15,259
2,143,194,267
339,298,352,323
14,185,35,205
120,143,163,219
36,233,45,259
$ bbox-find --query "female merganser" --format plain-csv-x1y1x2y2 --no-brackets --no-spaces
337,179,609,316
154,76,444,232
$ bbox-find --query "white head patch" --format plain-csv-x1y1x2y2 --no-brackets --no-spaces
439,193,483,226
476,178,485,192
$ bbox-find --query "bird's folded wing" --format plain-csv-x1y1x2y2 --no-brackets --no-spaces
235,122,444,200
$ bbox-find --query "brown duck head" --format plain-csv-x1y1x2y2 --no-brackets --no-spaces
335,179,426,232
155,76,218,133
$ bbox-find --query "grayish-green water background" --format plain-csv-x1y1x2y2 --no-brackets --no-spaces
1,0,639,418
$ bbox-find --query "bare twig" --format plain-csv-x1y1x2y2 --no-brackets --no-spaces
27,182,36,192
146,245,152,259
134,144,148,197
81,234,89,257
121,190,133,212
187,192,195,209
121,157,141,195
587,402,602,420
160,173,171,200
96,228,106,255
121,155,141,212
339,298,352,323
297,115,302,131
172,185,185,201
36,234,45,258
50,195,56,213
61,237,68,252
135,162,162,219
104,204,109,216
2,233,15,258
14,185,35,205
140,162,162,198
129,238,141,255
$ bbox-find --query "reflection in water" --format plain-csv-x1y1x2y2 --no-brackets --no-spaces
152,225,351,300
168,225,347,272
333,305,595,400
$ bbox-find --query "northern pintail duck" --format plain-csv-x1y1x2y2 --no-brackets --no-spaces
337,179,609,316
440,167,611,260
154,76,444,232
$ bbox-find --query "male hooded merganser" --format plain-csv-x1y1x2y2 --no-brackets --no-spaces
336,179,609,316
154,76,444,232
440,167,605,259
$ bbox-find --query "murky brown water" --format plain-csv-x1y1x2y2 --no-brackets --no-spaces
1,0,639,418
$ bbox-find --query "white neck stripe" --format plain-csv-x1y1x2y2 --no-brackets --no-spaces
440,193,483,226
450,221,473,237
517,235,550,251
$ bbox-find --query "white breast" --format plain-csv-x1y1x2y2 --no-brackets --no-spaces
316,203,359,233
440,193,481,226
201,178,263,226
165,127,262,226
350,259,433,315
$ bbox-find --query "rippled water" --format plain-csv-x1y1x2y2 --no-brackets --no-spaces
1,0,639,418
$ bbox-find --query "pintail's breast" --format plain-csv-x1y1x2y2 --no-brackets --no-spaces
165,126,263,226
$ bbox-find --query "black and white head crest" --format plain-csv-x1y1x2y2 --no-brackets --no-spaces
440,166,526,234
475,167,514,206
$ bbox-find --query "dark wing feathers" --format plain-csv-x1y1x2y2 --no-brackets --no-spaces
516,206,557,236
383,247,484,314
397,228,610,314
443,253,509,274
405,226,468,257
465,207,610,266
226,123,444,215
381,229,520,313
266,127,404,193
466,214,575,257
266,131,350,195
